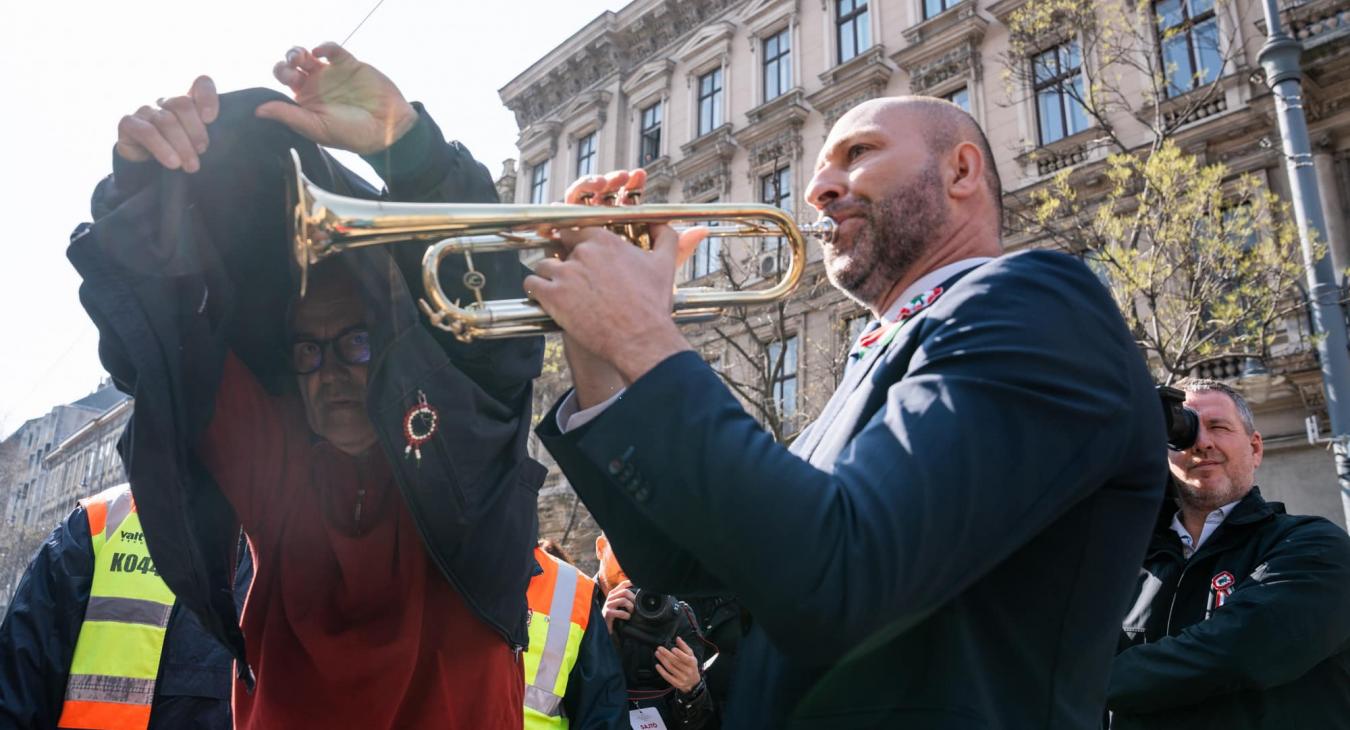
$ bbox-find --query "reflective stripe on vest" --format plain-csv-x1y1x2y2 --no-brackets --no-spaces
523,548,594,730
58,484,176,730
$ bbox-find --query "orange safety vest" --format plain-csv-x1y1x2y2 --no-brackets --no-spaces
57,484,175,730
523,547,595,728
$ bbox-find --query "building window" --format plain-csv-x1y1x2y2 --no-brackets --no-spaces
690,238,723,279
763,28,792,102
944,86,971,112
1033,41,1089,146
760,166,792,254
768,335,799,418
697,68,724,136
529,161,548,204
639,102,662,166
924,0,955,19
1155,0,1221,97
575,132,597,177
836,0,871,64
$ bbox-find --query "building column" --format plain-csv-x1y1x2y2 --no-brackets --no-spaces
1314,139,1349,284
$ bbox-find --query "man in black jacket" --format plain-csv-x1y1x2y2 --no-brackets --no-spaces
1108,378,1350,728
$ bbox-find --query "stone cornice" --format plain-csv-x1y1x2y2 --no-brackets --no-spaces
641,156,677,203
892,4,988,95
899,0,986,48
516,121,562,161
501,0,746,129
807,46,895,129
676,124,738,199
736,0,798,37
735,88,809,174
621,58,676,100
562,90,613,131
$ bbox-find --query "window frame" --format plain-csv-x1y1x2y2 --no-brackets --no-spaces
923,0,955,20
639,101,663,166
944,86,971,112
768,334,800,419
575,131,597,178
836,0,872,64
762,27,792,102
1154,0,1222,97
697,67,725,137
759,166,793,254
1032,40,1089,147
528,160,549,204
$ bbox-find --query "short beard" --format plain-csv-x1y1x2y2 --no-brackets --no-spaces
823,166,949,308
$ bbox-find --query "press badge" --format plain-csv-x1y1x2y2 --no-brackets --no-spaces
629,707,668,730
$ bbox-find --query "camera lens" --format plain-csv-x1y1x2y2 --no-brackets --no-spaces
639,592,663,612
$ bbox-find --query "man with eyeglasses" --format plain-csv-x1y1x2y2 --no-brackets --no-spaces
67,44,546,728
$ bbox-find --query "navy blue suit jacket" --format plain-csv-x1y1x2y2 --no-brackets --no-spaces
538,250,1166,728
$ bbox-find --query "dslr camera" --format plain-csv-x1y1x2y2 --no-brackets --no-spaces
614,588,682,690
1158,385,1199,450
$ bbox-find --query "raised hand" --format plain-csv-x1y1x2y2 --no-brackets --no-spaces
115,76,219,173
254,43,418,155
602,580,635,634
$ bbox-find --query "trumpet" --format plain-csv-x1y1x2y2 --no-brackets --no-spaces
287,150,837,342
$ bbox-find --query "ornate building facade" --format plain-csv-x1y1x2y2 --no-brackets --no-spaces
0,382,130,612
500,0,1350,540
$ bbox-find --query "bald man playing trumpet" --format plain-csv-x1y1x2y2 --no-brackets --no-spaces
528,97,1167,729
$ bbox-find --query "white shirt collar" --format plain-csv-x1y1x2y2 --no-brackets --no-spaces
878,258,995,325
1169,499,1242,559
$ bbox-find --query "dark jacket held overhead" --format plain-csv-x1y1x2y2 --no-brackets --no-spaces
65,88,546,682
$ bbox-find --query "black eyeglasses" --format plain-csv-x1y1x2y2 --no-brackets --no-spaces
290,325,371,375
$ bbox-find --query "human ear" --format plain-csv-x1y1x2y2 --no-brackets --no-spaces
948,141,984,201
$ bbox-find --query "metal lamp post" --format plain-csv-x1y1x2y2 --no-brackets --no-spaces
1257,0,1350,528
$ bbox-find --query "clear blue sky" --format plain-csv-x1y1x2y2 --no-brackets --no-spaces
0,0,627,437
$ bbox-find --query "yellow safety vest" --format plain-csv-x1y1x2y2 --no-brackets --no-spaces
523,547,594,730
57,484,176,730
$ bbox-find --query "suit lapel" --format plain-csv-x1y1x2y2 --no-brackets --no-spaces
791,264,986,467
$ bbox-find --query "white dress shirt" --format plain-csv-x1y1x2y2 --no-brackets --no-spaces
1169,500,1241,559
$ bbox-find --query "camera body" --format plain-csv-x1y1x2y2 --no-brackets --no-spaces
614,588,682,690
1158,385,1200,451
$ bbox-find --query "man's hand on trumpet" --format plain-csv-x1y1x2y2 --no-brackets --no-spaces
525,170,707,397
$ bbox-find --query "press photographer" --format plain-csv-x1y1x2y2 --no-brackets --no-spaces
595,535,717,729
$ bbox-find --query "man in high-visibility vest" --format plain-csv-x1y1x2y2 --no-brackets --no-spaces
0,483,250,730
524,542,625,730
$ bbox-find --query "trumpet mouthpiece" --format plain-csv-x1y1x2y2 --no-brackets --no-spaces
803,217,837,244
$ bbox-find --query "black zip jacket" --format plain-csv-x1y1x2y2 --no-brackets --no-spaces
1108,486,1350,728
65,88,545,677
0,504,252,730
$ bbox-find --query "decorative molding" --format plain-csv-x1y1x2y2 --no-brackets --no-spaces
676,124,738,199
737,0,799,37
735,88,809,179
562,90,613,130
502,0,746,128
621,58,676,101
516,120,562,161
807,46,896,130
899,0,985,48
896,39,984,94
892,2,987,95
676,20,737,65
641,156,677,203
